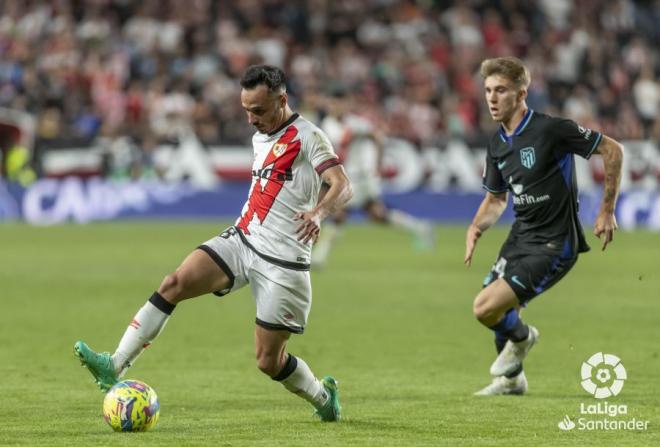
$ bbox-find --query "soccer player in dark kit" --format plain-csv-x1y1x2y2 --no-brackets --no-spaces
465,57,624,395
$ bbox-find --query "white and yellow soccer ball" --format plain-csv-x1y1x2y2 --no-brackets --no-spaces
103,380,160,432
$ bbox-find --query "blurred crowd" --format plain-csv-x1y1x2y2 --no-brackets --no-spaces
0,0,658,165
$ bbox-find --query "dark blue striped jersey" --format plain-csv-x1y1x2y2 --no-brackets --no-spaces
482,109,602,258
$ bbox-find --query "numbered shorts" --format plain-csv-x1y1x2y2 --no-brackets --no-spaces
197,228,311,334
483,241,577,304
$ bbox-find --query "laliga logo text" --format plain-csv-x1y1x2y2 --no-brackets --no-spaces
558,352,650,431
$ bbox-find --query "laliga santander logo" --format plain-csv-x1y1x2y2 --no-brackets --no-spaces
557,353,649,432
581,352,627,399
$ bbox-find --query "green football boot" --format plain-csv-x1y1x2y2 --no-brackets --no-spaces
315,376,341,422
73,341,118,391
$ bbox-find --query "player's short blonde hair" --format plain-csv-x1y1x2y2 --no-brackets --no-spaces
480,57,530,90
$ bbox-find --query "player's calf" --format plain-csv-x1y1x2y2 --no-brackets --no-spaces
256,351,287,377
474,283,536,377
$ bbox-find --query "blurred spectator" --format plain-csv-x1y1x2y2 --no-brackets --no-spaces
0,0,657,179
5,144,36,186
633,64,659,138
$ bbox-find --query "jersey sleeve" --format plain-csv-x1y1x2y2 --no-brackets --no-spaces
550,118,602,159
482,149,507,193
307,129,341,175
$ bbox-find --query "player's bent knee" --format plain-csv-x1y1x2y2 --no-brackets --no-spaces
157,272,187,304
473,294,487,319
473,302,488,321
473,297,496,323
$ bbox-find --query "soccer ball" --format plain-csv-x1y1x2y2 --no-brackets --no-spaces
103,380,160,432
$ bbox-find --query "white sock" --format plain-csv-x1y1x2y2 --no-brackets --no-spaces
312,223,341,266
278,355,329,409
388,209,428,234
111,293,174,377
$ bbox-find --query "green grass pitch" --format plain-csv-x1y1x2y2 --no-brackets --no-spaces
0,222,658,446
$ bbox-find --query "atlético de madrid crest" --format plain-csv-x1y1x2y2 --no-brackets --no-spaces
272,143,287,157
520,147,536,169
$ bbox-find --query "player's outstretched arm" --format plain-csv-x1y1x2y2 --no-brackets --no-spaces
295,165,352,244
465,191,508,267
592,135,624,251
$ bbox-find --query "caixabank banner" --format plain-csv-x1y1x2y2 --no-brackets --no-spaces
1,177,659,229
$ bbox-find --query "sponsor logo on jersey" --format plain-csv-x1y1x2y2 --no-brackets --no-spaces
513,193,550,205
511,275,527,289
252,167,293,181
508,176,551,205
508,176,524,195
520,147,536,169
272,143,287,157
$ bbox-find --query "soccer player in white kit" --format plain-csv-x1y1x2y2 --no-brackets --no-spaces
74,65,353,422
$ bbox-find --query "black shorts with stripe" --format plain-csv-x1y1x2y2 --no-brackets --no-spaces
482,239,578,304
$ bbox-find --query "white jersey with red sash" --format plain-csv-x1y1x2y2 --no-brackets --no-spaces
235,113,340,269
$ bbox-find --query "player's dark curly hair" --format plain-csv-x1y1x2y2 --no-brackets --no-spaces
240,65,287,92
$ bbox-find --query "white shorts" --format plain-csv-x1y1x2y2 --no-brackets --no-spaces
197,227,311,334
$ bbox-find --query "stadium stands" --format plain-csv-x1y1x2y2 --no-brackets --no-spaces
0,0,657,171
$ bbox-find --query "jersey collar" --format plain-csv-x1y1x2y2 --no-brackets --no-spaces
498,108,534,143
268,113,300,136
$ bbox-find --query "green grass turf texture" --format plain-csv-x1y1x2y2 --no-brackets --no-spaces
0,222,658,446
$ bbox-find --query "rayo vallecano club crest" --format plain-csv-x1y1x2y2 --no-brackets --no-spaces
272,143,287,157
